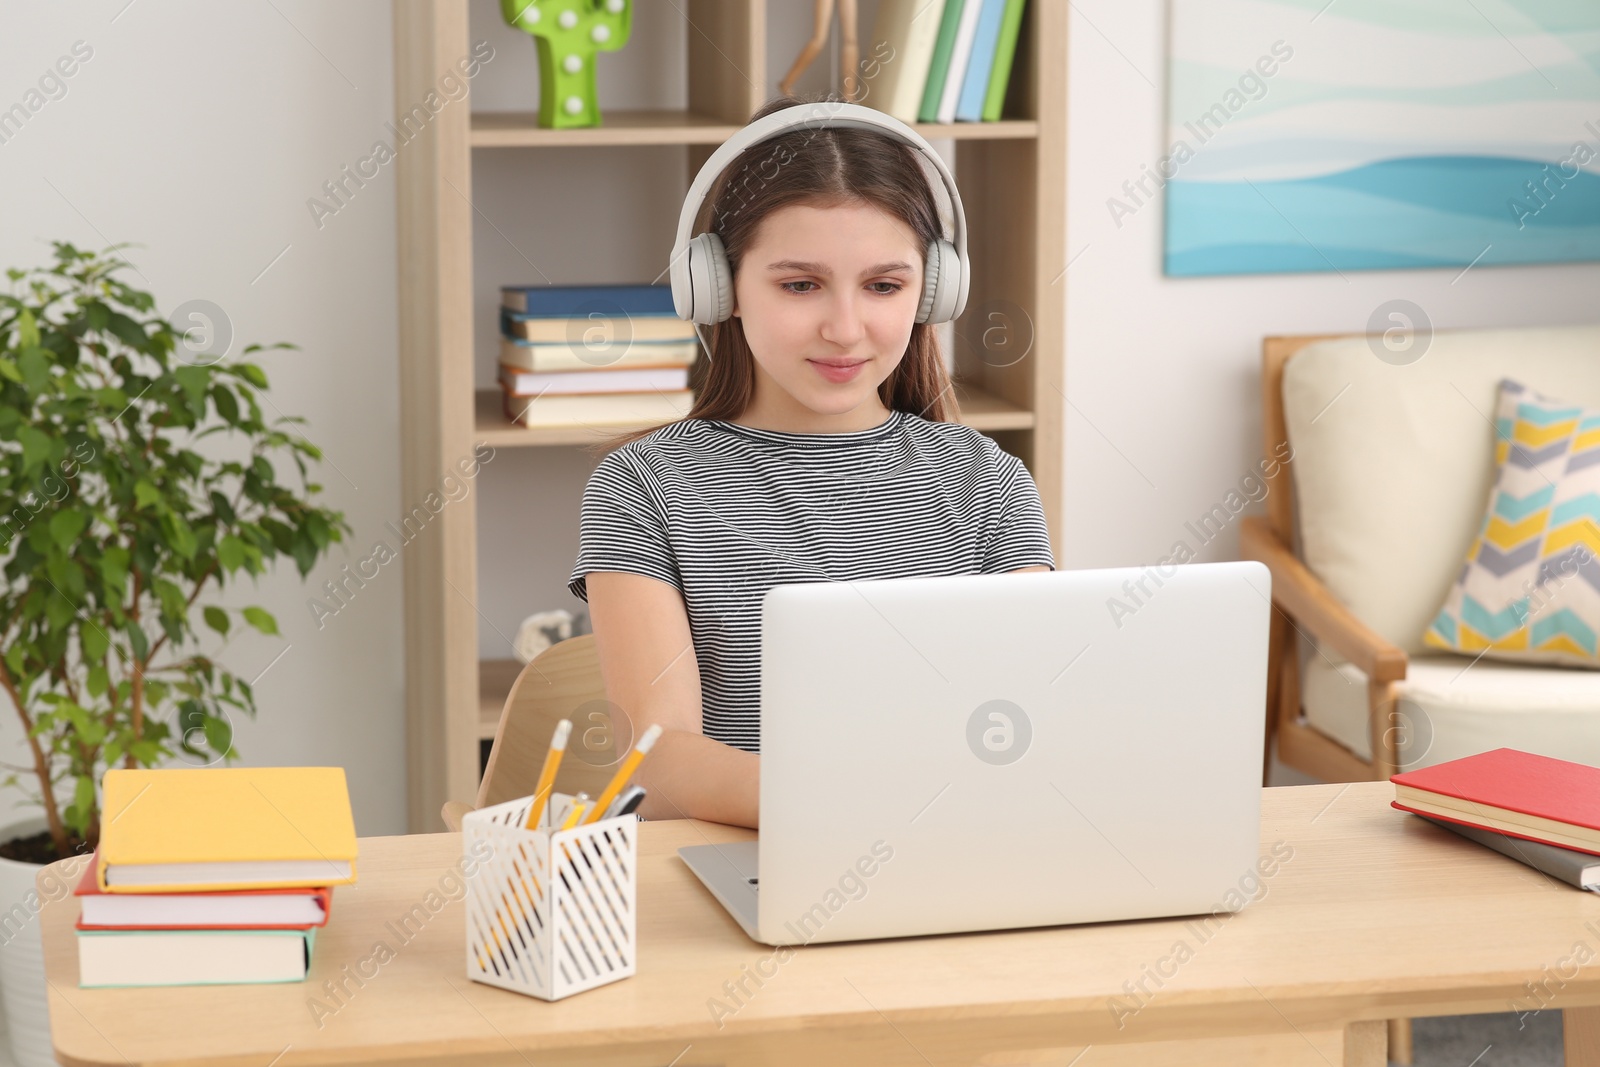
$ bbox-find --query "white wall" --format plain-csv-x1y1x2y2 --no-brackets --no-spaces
1063,0,1600,573
0,1,406,835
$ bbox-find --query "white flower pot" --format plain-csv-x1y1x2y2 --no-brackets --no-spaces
0,817,77,1067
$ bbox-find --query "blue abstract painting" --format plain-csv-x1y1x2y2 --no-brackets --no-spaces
1162,0,1600,276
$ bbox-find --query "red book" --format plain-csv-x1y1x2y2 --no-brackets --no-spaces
73,857,333,930
1390,747,1600,856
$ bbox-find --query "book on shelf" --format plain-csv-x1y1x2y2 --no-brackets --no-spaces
919,0,968,122
500,282,677,316
77,927,316,988
955,0,1008,122
501,307,698,345
499,363,690,397
862,0,947,122
1390,747,1600,855
502,388,695,429
936,0,986,123
1416,814,1599,891
74,860,334,929
982,0,1028,121
500,335,699,373
914,0,1026,124
98,766,359,892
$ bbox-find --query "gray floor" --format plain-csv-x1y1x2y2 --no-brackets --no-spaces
1265,757,1566,1067
1399,1010,1563,1066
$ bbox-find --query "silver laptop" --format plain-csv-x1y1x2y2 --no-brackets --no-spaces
679,560,1271,945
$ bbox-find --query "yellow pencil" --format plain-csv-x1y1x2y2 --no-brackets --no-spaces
559,797,590,830
523,718,572,830
582,723,663,824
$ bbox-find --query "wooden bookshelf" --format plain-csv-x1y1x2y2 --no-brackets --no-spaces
395,0,1067,830
471,109,1041,147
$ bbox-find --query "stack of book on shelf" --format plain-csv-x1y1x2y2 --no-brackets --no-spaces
1391,747,1600,891
863,0,1028,124
499,283,698,429
75,766,358,987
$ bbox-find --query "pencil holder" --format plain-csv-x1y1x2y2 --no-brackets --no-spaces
462,790,638,1000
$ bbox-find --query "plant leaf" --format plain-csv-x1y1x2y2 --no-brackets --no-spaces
49,509,88,549
241,606,278,636
203,605,229,636
17,426,52,472
211,384,238,424
125,619,149,662
203,714,232,754
174,365,209,419
217,535,246,572
17,307,39,348
73,775,95,820
80,623,109,663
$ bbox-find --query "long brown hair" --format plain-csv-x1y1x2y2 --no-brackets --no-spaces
586,93,962,456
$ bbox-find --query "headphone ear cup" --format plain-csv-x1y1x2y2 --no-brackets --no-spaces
917,238,963,324
685,232,734,324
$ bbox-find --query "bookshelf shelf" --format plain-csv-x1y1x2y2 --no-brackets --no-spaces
470,109,1041,148
473,380,1034,449
395,0,1065,831
471,108,743,147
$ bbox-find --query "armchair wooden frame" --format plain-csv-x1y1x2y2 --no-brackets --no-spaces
1244,334,1412,789
1245,334,1418,1065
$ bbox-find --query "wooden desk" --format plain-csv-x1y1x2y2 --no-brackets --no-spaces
42,783,1600,1067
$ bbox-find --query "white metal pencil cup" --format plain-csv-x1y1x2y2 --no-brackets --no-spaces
462,791,638,1000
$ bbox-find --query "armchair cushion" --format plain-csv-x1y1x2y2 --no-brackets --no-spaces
1282,325,1600,655
1423,379,1600,665
1303,652,1600,770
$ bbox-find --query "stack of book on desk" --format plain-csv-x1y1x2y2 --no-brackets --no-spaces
1391,747,1600,891
499,283,698,429
75,766,358,988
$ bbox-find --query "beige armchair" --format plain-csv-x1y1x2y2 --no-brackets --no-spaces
1246,326,1600,787
1245,326,1600,1065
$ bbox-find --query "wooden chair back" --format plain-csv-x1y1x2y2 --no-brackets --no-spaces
1260,334,1346,546
475,633,632,811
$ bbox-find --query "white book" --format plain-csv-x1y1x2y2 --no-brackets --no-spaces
502,315,697,345
79,892,327,928
499,364,690,396
501,336,699,373
863,0,947,122
503,389,695,429
936,0,986,123
77,928,314,988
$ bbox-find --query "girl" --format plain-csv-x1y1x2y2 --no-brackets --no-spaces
566,95,1055,829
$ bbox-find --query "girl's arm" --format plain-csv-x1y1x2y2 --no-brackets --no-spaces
584,570,759,828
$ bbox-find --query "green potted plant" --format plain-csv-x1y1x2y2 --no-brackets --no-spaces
0,242,348,1065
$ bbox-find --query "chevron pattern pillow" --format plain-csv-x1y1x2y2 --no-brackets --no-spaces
1424,378,1600,666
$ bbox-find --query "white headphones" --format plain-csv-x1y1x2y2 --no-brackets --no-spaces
668,101,970,327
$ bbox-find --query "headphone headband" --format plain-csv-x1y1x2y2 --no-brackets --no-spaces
669,101,970,324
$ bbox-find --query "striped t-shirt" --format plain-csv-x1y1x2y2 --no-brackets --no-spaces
566,408,1056,752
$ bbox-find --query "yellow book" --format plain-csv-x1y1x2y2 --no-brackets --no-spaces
97,767,358,893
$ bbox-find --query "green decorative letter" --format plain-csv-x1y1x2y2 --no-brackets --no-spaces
500,0,632,129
